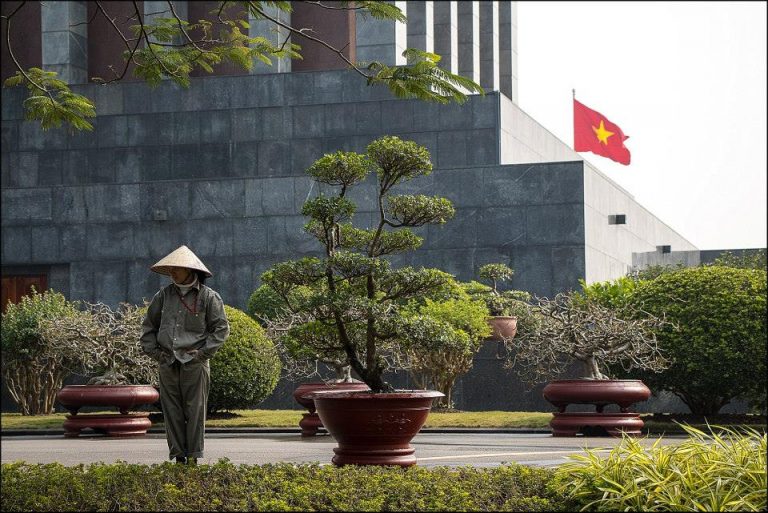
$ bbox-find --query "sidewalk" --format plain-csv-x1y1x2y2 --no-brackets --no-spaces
1,426,551,436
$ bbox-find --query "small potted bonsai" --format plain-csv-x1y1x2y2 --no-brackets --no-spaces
505,290,672,436
42,301,160,437
465,263,525,340
263,135,458,466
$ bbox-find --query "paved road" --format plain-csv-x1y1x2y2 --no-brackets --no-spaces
1,432,686,468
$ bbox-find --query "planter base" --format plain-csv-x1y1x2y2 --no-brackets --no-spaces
63,413,152,438
332,446,416,467
550,412,644,437
299,413,324,437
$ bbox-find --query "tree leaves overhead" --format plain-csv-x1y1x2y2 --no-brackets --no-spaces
4,2,483,131
4,69,96,131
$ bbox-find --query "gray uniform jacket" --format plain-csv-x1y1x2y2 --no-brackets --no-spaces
140,282,230,366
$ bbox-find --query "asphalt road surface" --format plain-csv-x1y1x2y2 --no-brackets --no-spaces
1,432,687,468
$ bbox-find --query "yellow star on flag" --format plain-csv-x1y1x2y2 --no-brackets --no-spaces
592,120,614,145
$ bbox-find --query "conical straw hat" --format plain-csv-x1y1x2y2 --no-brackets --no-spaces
150,245,212,277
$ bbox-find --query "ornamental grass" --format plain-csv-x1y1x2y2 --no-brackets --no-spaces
555,424,767,511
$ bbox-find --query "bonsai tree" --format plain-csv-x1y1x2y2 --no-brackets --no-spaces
262,135,458,393
40,301,158,386
251,282,356,383
505,290,672,386
466,263,524,317
624,266,767,415
402,289,491,409
1,288,79,415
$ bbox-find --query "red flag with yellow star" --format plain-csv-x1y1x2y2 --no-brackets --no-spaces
573,99,631,165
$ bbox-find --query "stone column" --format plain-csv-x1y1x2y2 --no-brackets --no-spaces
433,1,458,73
355,1,407,65
249,4,291,73
41,1,88,84
456,1,479,84
479,1,499,92
406,1,433,55
499,1,518,103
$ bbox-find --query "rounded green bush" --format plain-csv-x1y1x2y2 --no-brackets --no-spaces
208,306,281,413
626,266,767,415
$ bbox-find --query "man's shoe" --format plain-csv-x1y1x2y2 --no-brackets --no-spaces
175,456,187,464
187,457,198,466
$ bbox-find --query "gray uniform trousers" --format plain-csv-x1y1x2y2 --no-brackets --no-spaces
159,358,210,460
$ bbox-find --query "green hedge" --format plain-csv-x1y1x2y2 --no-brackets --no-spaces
0,461,567,512
208,306,281,413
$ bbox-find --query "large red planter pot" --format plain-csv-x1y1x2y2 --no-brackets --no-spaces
292,381,370,437
57,385,160,415
487,316,517,340
56,385,160,437
542,379,651,413
309,390,443,467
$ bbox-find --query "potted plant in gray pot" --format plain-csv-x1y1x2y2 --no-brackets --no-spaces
504,288,672,436
41,301,160,437
262,135,459,466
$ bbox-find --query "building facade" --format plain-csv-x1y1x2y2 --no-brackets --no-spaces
4,1,742,412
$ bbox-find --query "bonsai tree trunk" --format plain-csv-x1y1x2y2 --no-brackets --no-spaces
582,356,607,380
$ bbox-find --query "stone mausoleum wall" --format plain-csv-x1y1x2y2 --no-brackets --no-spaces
2,70,703,411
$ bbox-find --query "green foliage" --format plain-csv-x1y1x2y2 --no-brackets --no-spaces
3,68,95,131
263,136,459,392
1,288,77,363
306,151,370,190
576,276,637,310
479,263,514,291
555,424,767,512
463,278,531,319
207,306,281,413
0,288,79,415
0,460,566,512
364,48,485,104
4,3,482,131
625,266,767,415
708,249,767,271
404,294,492,408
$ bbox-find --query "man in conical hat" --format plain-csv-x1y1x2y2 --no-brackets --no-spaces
140,245,230,465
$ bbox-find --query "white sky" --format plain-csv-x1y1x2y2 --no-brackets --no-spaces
516,1,767,250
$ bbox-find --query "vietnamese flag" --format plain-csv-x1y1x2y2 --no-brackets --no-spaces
573,99,631,165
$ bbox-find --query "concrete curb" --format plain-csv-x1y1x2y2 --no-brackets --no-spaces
1,427,553,437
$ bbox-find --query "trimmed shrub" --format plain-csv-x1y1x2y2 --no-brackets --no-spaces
626,266,767,415
555,425,767,512
0,461,566,512
1,289,79,415
208,306,281,413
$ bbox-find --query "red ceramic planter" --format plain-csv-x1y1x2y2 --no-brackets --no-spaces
309,390,443,467
550,412,644,437
63,413,153,438
487,316,518,340
56,385,160,437
292,381,370,437
57,385,160,415
543,379,651,413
